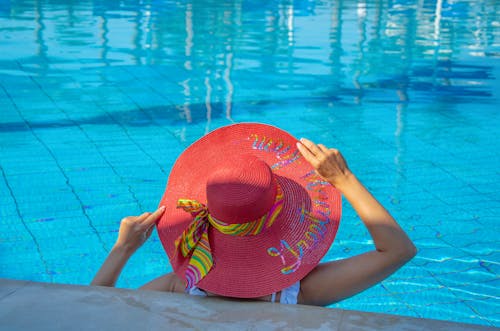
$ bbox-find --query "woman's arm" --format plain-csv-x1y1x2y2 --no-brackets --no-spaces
90,206,165,287
296,139,416,306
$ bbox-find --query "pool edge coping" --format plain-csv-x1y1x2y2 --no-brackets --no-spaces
0,278,495,330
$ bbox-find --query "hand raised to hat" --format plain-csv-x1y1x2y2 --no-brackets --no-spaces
115,206,165,254
91,206,165,287
297,138,416,307
296,138,352,190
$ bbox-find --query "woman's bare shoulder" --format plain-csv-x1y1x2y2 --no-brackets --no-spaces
140,272,186,293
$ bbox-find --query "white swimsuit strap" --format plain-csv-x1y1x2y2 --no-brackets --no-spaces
279,281,300,304
186,286,208,297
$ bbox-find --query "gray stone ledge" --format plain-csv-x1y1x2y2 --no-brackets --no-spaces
0,278,495,331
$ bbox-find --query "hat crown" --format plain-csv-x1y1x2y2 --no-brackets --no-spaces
206,155,277,224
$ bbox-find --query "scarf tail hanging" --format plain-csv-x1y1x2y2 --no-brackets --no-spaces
175,183,283,289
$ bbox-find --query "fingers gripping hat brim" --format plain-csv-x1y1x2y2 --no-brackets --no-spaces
157,123,341,298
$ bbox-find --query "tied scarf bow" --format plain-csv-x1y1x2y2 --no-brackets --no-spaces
175,184,284,290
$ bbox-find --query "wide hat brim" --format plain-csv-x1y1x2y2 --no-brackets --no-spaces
157,123,341,298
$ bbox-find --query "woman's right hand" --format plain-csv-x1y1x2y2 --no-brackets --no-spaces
296,138,352,189
297,138,416,307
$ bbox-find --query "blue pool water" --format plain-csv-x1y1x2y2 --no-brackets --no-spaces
0,0,499,327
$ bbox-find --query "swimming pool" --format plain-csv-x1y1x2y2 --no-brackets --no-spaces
0,0,498,327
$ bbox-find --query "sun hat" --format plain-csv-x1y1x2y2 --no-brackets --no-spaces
156,123,342,298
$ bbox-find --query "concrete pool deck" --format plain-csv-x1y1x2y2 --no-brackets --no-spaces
0,279,495,331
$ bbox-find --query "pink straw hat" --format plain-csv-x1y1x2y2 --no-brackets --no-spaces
157,123,341,298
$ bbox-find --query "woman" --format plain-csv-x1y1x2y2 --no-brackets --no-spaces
91,124,416,306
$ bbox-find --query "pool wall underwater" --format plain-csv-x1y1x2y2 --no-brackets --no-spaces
0,0,499,327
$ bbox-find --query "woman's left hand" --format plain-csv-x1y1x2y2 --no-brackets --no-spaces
114,206,166,254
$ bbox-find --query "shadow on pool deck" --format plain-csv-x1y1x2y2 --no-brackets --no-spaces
0,278,495,331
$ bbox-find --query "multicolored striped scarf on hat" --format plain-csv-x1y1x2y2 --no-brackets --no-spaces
175,183,284,290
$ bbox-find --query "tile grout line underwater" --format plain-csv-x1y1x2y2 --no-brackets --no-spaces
0,160,51,279
5,76,109,253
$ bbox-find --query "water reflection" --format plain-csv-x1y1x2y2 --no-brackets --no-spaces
0,0,498,108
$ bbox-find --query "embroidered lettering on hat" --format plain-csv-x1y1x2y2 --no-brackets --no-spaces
250,134,301,170
267,171,332,274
